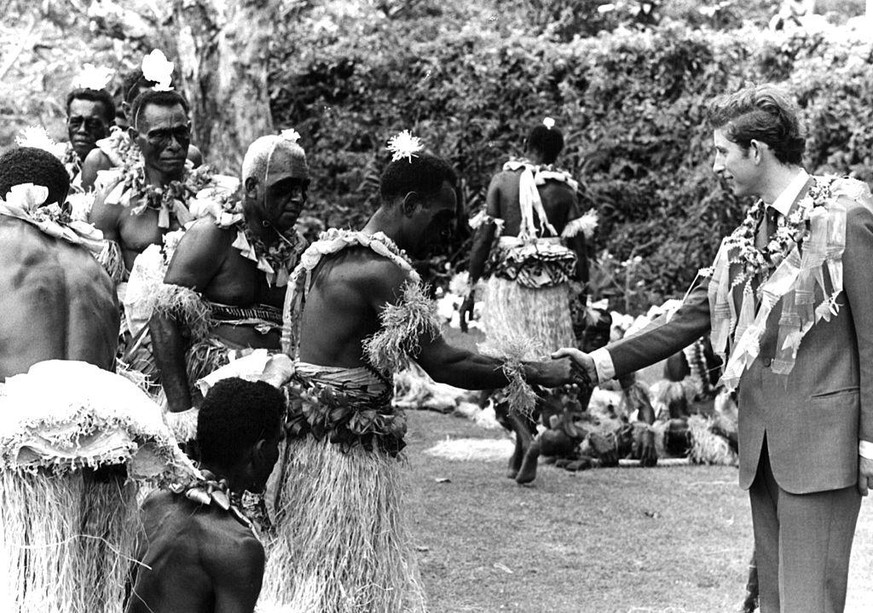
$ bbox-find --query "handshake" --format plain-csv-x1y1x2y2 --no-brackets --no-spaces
524,347,598,389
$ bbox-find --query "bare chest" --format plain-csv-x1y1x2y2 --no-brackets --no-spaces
203,249,287,309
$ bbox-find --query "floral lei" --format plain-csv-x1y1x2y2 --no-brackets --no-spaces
240,219,303,282
721,176,833,290
111,153,217,227
61,143,82,182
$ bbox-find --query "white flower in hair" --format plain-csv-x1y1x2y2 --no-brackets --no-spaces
15,126,68,160
2,183,49,214
387,130,423,162
543,117,556,129
71,63,114,91
141,49,174,91
281,128,301,144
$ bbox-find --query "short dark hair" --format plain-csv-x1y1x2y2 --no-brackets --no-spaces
197,378,284,466
379,152,457,203
129,89,190,131
527,124,564,165
707,83,805,165
66,89,116,123
0,147,70,205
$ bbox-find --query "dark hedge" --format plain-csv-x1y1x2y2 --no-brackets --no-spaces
269,10,873,313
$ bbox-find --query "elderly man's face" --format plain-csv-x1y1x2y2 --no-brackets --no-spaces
67,99,110,161
251,166,309,233
133,103,190,180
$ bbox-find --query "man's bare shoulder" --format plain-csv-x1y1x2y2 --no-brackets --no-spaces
89,188,124,230
490,169,520,187
0,218,105,274
141,489,262,555
319,246,412,297
82,147,113,173
178,217,235,249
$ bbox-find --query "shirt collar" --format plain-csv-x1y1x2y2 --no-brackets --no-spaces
769,168,810,217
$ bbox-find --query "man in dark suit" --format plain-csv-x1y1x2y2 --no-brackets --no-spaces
555,84,873,613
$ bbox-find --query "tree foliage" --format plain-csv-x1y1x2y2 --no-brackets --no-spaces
268,3,872,312
2,1,871,313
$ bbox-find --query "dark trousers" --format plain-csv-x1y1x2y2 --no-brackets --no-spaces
749,440,862,613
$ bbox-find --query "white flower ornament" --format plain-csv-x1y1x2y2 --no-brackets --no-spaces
387,130,423,162
15,126,68,160
141,50,174,91
72,64,114,91
281,128,301,144
543,117,556,129
2,184,49,216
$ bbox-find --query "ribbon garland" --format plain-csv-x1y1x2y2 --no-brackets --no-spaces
705,176,854,389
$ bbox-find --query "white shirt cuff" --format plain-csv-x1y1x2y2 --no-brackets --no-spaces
590,347,615,384
859,440,873,460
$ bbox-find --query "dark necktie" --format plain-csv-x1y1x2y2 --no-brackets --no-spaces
765,206,779,238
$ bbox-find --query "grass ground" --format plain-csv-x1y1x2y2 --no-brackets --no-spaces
404,409,873,613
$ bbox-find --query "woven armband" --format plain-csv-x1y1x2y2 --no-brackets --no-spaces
500,356,538,418
151,283,212,341
363,281,441,373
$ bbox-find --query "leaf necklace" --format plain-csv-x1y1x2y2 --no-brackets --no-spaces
167,469,256,534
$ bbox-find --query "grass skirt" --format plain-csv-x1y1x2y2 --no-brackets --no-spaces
0,468,139,612
480,276,575,359
260,436,425,613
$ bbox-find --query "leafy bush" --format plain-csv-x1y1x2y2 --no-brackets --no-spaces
269,7,872,313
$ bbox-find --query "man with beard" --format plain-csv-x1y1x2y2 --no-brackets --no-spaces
150,132,309,441
262,134,579,611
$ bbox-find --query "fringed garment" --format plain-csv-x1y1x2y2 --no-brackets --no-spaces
260,363,425,613
266,229,461,612
478,236,578,418
0,360,196,613
474,160,586,417
480,236,577,356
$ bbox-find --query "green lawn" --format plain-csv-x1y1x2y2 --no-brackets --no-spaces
404,410,873,613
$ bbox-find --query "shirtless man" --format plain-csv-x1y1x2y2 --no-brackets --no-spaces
126,378,284,613
151,133,309,433
0,147,117,377
0,147,151,612
90,88,196,275
459,119,598,484
264,143,579,610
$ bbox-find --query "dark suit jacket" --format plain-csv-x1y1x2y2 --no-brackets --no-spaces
605,177,873,494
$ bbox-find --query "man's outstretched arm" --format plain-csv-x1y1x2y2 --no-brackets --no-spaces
417,332,573,390
362,259,575,391
554,275,713,385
